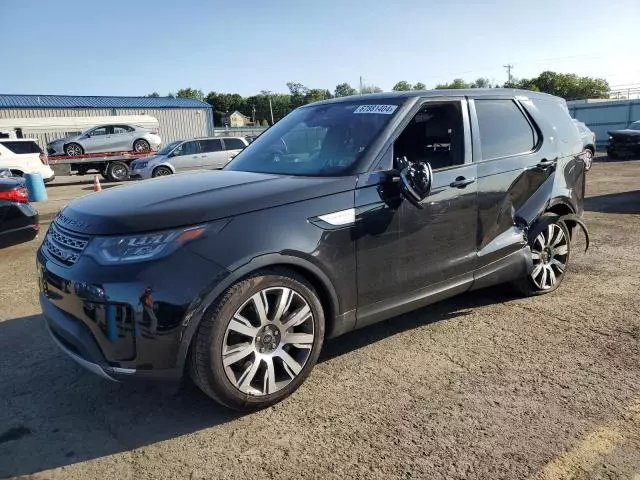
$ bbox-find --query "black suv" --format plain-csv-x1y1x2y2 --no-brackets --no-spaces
38,90,587,410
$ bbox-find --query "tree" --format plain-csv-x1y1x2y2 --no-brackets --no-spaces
515,71,609,100
435,78,471,89
286,82,310,108
147,92,160,97
305,88,331,104
361,85,383,94
176,88,204,100
392,81,413,91
471,78,491,88
413,82,426,90
167,93,175,98
334,83,358,97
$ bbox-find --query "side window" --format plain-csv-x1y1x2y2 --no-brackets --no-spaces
223,138,246,150
475,100,536,160
113,125,133,134
173,141,198,156
90,127,109,136
393,101,465,171
200,139,223,152
532,100,580,144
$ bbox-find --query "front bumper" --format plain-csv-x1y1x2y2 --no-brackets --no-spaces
37,241,228,384
47,144,65,155
128,167,153,180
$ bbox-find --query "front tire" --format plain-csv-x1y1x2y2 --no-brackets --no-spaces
189,270,325,411
152,166,172,177
583,148,594,171
513,213,571,296
64,143,84,156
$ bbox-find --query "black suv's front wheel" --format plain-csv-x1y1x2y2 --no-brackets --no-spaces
513,213,571,296
189,270,325,410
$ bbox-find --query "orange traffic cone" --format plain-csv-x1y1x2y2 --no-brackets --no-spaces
93,175,102,192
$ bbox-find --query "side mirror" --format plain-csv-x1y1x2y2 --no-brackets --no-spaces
398,157,433,209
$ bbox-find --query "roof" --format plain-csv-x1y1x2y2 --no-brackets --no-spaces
310,88,559,107
0,94,211,109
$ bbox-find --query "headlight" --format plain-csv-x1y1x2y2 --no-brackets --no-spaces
609,136,613,141
84,220,229,264
135,161,148,168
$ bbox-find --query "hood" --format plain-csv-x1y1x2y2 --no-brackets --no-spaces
132,154,162,166
608,129,640,138
57,170,356,235
48,134,78,145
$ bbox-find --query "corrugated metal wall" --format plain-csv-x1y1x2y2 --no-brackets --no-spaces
0,107,213,147
568,99,640,148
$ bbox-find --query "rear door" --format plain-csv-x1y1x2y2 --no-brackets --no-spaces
221,137,247,167
470,97,552,269
198,139,224,169
169,140,201,172
0,140,42,172
112,125,135,151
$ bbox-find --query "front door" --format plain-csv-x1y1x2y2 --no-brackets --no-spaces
82,126,112,153
355,98,478,327
169,140,201,172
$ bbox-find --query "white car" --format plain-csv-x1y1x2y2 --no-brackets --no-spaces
129,136,249,179
0,139,55,182
47,124,162,156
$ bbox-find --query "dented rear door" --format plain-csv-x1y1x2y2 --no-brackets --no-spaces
470,97,554,269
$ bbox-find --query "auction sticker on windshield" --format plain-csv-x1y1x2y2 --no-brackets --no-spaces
353,105,398,114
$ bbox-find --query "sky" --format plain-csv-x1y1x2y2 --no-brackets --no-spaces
0,0,638,97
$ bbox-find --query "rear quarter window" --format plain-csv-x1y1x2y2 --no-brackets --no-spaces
531,99,582,156
0,141,42,154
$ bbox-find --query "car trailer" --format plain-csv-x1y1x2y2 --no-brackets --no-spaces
47,150,157,181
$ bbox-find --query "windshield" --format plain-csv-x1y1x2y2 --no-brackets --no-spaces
628,121,640,131
225,100,404,176
156,140,182,156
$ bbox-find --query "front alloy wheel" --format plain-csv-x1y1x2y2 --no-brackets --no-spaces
222,287,315,396
190,270,325,410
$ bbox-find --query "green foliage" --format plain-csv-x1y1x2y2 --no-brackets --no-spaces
334,83,358,97
392,81,413,91
435,78,471,89
413,82,426,90
471,78,491,88
176,88,204,100
509,71,609,100
361,85,383,94
147,92,160,97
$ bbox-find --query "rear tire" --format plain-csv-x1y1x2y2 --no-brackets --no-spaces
105,161,129,181
583,148,594,171
512,213,571,296
152,166,172,177
189,269,325,411
133,139,151,152
64,143,84,156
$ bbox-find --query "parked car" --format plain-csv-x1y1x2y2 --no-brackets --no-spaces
0,172,39,248
0,138,55,182
38,89,587,411
572,119,596,170
47,124,161,156
607,120,640,159
129,136,249,179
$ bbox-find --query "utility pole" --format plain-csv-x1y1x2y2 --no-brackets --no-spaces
359,76,363,95
263,90,275,125
504,64,513,86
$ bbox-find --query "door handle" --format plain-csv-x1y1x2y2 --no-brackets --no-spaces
449,176,475,188
536,158,557,169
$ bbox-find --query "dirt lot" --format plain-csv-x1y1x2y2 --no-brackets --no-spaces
1,156,639,480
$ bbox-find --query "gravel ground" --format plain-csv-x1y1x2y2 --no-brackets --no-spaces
1,156,639,480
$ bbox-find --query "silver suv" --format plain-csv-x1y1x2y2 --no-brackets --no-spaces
129,136,249,179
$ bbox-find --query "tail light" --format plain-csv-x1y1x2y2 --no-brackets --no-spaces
40,152,49,165
0,186,29,203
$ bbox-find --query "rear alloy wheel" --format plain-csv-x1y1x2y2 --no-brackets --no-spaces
64,143,84,156
513,214,571,296
190,270,325,410
133,139,151,152
152,166,172,177
105,161,129,181
583,149,594,171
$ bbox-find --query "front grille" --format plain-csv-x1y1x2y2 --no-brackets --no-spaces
44,221,90,266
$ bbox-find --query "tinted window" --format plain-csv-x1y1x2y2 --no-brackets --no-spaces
200,139,223,152
90,127,109,136
394,101,465,170
532,99,580,144
113,125,134,134
0,141,42,154
475,99,535,160
223,138,246,150
178,141,199,155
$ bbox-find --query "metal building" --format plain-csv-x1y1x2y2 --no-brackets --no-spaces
0,94,214,147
